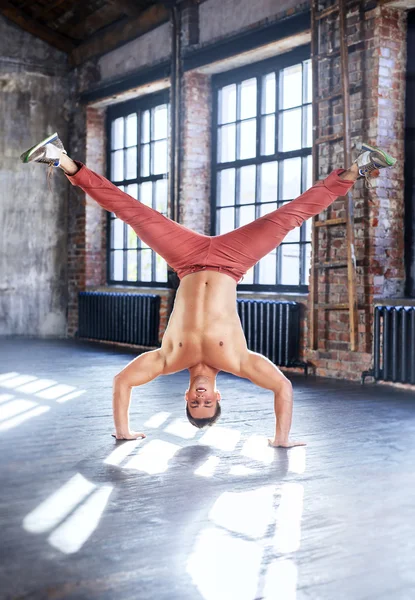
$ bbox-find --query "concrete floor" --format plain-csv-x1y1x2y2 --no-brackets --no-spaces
1,338,415,600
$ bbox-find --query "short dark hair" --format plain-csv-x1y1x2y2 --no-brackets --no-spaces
186,403,222,429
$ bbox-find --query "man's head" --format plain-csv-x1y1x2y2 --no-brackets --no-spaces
185,375,221,428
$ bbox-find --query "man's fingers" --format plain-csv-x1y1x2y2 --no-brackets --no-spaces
268,439,307,448
111,432,146,440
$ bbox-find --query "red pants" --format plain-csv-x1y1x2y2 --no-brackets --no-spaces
67,163,354,283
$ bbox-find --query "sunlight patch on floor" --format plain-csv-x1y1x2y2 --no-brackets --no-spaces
187,527,263,600
0,399,37,422
0,393,15,404
0,405,50,431
209,486,277,539
23,473,96,534
36,384,77,400
16,379,57,394
228,465,257,476
194,456,221,477
199,426,241,451
0,374,38,388
263,559,298,600
288,446,306,474
240,435,274,464
48,485,113,554
165,418,198,439
0,372,19,382
144,411,170,428
124,439,180,474
273,483,304,554
104,438,145,466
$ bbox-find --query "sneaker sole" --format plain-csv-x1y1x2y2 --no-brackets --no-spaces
21,132,58,163
361,142,397,167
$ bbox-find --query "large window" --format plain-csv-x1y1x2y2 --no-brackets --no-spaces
107,92,169,286
212,50,312,291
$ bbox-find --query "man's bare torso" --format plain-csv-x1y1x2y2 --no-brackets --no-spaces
160,271,248,376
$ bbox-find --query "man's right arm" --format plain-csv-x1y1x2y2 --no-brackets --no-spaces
112,349,166,440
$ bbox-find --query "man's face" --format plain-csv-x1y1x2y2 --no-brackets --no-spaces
185,384,221,419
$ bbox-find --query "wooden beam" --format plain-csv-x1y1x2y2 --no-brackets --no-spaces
0,0,76,53
107,0,145,18
64,4,125,40
70,4,170,66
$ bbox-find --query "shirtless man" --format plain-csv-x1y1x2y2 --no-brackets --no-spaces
21,134,396,446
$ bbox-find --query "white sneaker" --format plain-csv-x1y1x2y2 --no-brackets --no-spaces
354,143,397,188
20,132,66,168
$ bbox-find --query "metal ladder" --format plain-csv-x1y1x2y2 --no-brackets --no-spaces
309,0,359,351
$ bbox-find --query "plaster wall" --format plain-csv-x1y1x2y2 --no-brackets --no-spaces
199,0,309,44
0,15,71,336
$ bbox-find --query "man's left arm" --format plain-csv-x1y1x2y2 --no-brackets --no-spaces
239,351,306,448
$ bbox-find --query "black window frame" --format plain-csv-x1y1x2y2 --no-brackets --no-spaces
106,90,170,288
211,45,312,293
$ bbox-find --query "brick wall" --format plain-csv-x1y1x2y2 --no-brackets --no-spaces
306,5,407,380
66,2,409,381
67,89,87,337
180,71,212,233
68,96,174,344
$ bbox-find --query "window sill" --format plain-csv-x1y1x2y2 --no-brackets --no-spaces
237,290,308,303
89,285,173,295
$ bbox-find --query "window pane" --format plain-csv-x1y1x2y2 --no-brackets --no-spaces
280,108,302,152
127,250,137,281
306,216,312,242
243,266,254,284
155,178,168,214
112,219,124,249
126,147,137,180
239,165,256,205
112,118,124,149
126,183,138,199
285,226,300,243
141,144,150,177
239,205,255,227
281,244,300,285
240,78,257,120
140,249,152,281
281,157,301,200
218,207,234,234
260,162,278,203
239,119,256,159
141,110,150,143
152,140,168,175
219,84,237,124
262,73,276,114
303,104,312,148
125,113,137,147
156,254,168,282
111,150,124,181
112,250,123,281
218,168,235,207
127,225,137,248
127,225,138,248
153,104,168,140
304,243,311,285
140,181,152,207
304,60,312,104
304,154,313,191
218,124,236,162
260,202,277,216
261,115,275,155
280,64,302,109
259,252,276,284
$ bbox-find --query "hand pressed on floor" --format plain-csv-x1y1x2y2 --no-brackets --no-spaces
112,431,146,440
268,438,306,448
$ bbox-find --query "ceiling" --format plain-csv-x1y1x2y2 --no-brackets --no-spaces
0,0,171,65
